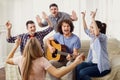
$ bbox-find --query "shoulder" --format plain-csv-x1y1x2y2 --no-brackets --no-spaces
33,57,49,65
53,33,62,39
39,57,52,69
36,57,46,61
97,33,107,41
72,34,80,40
54,32,62,37
59,12,70,16
60,12,68,14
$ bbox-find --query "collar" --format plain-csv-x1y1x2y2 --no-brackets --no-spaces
27,33,36,38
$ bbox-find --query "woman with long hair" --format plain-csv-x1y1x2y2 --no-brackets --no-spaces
6,37,84,80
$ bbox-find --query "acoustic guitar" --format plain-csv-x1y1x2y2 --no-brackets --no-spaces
46,40,69,61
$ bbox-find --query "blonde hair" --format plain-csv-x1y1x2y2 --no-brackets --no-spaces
21,37,43,80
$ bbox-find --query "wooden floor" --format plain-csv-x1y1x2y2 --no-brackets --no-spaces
0,68,5,80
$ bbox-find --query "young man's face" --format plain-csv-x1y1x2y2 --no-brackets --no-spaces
50,6,58,17
27,23,36,35
62,22,71,35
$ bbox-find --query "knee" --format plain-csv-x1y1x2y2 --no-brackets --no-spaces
79,70,87,77
76,62,85,71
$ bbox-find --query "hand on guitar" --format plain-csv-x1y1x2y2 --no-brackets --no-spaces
66,54,73,61
49,46,56,54
66,53,85,61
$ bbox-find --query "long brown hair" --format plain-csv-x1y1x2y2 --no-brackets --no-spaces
21,37,43,80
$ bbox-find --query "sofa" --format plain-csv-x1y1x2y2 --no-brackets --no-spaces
5,38,120,80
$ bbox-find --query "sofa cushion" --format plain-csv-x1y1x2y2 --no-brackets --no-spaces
80,38,120,58
92,55,120,80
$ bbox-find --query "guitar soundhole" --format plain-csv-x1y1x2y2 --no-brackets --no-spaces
52,49,58,58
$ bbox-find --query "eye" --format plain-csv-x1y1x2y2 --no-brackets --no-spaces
90,26,93,29
30,27,32,29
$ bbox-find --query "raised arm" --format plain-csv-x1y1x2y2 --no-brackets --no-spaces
6,37,21,64
42,12,53,27
47,53,84,78
70,10,78,21
36,15,43,27
90,9,99,36
5,21,12,39
81,11,88,30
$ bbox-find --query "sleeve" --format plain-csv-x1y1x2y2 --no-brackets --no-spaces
41,20,48,27
98,33,107,42
6,34,23,43
7,36,17,43
53,33,60,41
37,27,53,37
63,12,71,20
84,29,95,38
42,57,52,70
74,37,81,49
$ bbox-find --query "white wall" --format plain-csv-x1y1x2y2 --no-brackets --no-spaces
0,26,7,68
1,0,120,40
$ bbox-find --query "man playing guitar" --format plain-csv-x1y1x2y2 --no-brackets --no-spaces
46,19,81,80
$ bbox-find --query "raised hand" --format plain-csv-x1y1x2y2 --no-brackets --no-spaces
90,9,97,19
71,10,78,21
81,11,86,19
36,15,42,24
42,12,53,27
5,21,12,30
42,12,49,20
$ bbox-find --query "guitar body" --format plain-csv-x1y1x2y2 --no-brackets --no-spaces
46,40,66,61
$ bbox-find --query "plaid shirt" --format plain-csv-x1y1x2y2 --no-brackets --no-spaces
7,27,53,54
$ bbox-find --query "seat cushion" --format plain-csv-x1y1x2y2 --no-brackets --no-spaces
92,55,120,80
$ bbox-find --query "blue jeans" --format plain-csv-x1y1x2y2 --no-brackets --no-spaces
76,62,111,80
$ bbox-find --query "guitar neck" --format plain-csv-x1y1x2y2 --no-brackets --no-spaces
57,50,75,61
57,51,69,56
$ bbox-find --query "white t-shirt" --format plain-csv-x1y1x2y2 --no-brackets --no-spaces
91,43,98,63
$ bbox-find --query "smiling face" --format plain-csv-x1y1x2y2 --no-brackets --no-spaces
50,6,58,17
27,23,36,36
